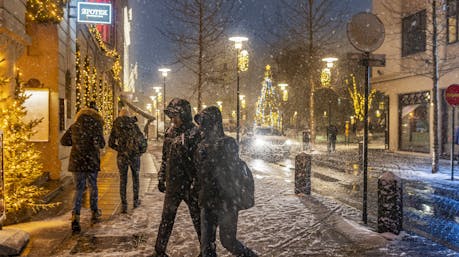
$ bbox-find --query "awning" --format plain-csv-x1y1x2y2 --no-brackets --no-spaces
120,95,156,121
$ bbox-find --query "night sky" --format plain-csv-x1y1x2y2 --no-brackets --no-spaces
128,0,372,99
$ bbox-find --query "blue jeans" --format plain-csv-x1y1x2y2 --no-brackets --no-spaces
72,171,99,215
117,154,141,208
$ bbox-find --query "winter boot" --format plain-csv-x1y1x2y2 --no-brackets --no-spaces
150,250,170,257
237,247,258,257
91,209,102,223
133,199,141,209
121,204,128,214
71,213,81,233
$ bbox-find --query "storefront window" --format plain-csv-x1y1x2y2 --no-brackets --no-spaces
399,91,430,152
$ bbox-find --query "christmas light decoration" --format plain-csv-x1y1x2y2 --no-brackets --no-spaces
0,76,58,213
255,65,281,129
26,0,67,23
347,74,376,121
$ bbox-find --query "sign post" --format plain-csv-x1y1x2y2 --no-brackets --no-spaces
347,12,385,225
445,84,459,180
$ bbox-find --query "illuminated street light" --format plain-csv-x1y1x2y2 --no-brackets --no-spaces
229,36,248,142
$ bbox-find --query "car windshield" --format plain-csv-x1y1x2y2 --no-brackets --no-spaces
254,128,281,136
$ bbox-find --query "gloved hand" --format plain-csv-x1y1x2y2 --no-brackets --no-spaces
158,180,166,193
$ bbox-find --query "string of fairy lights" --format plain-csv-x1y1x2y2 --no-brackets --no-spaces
26,0,67,23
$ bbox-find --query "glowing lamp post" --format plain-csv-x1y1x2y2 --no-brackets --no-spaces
158,68,170,137
229,36,248,142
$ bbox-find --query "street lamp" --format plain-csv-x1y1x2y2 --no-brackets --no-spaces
216,101,223,112
321,57,338,149
158,68,170,137
278,83,288,134
229,36,248,142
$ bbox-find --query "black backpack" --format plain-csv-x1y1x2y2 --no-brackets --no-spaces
126,122,148,155
217,137,255,210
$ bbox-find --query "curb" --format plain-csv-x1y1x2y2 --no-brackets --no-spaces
43,175,73,203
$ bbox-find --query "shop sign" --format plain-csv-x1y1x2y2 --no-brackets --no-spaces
77,2,112,24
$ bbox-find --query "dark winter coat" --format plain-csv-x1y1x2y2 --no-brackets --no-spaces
108,115,142,156
159,121,201,196
195,135,239,209
61,108,105,173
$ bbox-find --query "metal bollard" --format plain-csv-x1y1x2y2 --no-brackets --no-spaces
295,152,311,195
377,171,403,234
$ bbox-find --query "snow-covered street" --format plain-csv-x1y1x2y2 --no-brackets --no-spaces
49,146,458,257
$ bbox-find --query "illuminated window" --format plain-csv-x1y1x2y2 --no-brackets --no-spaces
448,0,458,44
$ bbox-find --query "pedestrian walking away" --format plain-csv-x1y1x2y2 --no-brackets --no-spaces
327,124,338,153
60,101,105,233
152,98,202,257
194,106,258,257
109,107,147,214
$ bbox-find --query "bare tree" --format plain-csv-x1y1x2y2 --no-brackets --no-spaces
158,0,239,110
267,0,348,143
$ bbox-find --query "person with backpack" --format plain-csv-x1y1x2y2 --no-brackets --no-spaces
109,107,147,213
194,106,258,257
60,102,105,233
152,98,202,257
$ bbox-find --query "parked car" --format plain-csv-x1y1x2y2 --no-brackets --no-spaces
240,126,292,161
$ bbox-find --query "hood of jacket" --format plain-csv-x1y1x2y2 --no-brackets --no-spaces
195,106,224,137
75,107,104,124
164,98,192,123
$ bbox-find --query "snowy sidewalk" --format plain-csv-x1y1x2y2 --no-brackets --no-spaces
49,141,393,257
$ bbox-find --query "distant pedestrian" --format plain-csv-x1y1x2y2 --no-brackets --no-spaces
327,124,338,153
302,129,311,151
144,118,154,140
194,106,258,257
152,98,201,257
109,108,147,213
60,102,105,233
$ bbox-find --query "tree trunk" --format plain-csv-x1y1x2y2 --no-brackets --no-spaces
308,0,316,144
432,0,439,173
198,0,203,112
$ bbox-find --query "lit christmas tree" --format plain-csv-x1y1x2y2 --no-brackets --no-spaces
0,76,57,213
255,65,281,129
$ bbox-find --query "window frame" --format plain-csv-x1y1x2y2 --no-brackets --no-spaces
401,9,427,57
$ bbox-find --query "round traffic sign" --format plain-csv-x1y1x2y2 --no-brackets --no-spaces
445,84,459,106
347,12,385,53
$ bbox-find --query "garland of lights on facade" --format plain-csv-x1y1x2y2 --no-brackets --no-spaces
26,0,68,23
89,26,122,83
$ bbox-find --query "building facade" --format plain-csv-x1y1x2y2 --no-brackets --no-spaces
1,0,131,180
372,0,459,156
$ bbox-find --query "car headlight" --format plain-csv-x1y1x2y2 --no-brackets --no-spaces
254,138,266,148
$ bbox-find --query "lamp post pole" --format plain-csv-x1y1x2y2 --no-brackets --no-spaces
229,36,248,143
158,68,170,138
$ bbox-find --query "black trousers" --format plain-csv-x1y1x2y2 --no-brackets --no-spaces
201,203,256,257
154,189,201,254
117,154,140,208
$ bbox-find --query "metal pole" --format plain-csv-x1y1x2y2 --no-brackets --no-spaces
452,107,455,181
236,48,240,143
363,51,370,224
156,108,159,141
163,76,166,137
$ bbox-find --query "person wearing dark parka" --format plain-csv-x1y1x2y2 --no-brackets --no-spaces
60,102,105,233
194,106,258,257
151,98,202,257
109,107,143,214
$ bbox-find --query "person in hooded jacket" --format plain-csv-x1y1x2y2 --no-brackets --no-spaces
194,106,258,257
60,102,105,233
109,107,143,213
152,98,202,257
